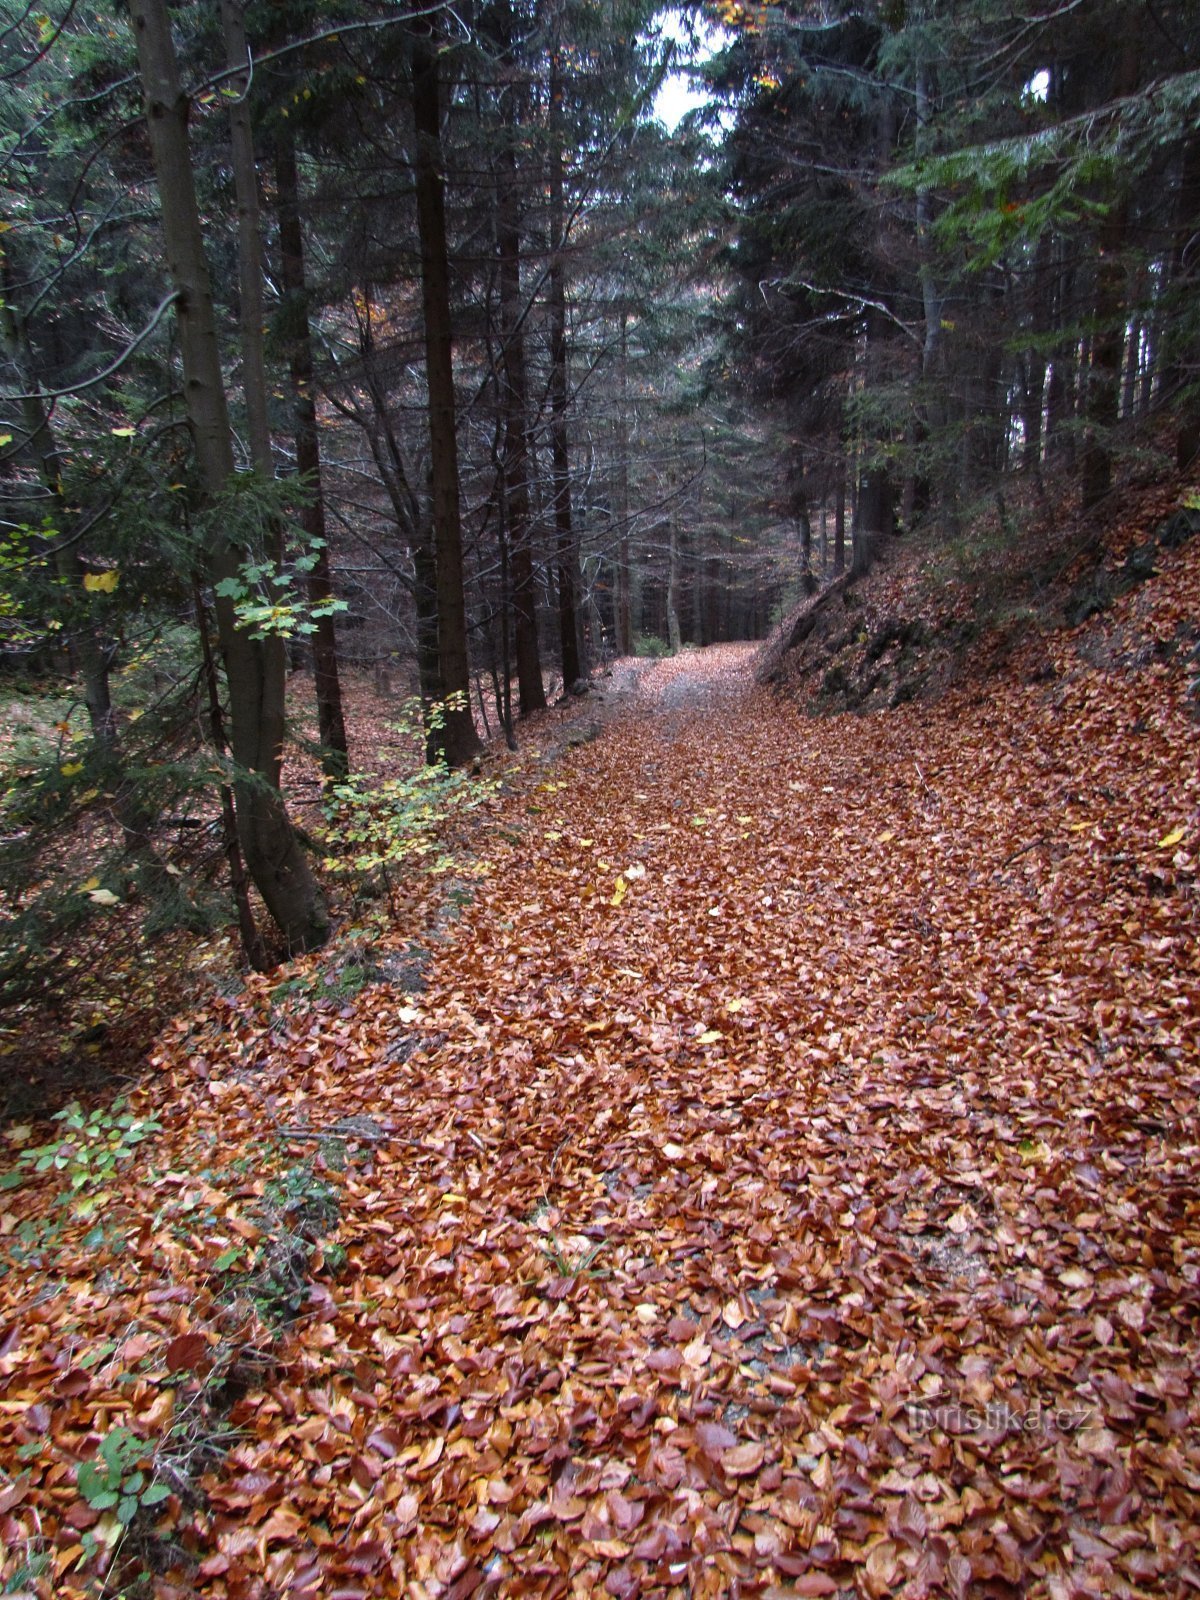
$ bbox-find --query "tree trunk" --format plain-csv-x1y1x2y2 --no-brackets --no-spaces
549,48,584,688
274,123,350,779
615,308,633,657
220,0,273,473
1081,39,1140,511
494,73,545,716
1166,138,1200,467
834,465,846,576
666,518,682,654
853,466,891,577
410,21,482,765
129,0,328,954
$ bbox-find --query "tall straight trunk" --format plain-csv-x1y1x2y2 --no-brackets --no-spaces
691,523,704,643
549,48,584,688
410,22,481,764
1120,318,1140,421
355,344,441,704
220,0,272,472
1081,40,1139,511
834,464,846,576
1020,351,1045,470
129,0,327,953
1167,138,1200,467
495,95,545,715
666,517,682,655
854,463,891,578
1081,225,1129,510
274,124,349,778
615,309,633,657
913,34,941,377
791,452,814,592
195,587,269,972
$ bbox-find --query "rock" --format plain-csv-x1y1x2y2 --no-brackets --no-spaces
1156,507,1200,548
1118,542,1158,588
1064,580,1113,628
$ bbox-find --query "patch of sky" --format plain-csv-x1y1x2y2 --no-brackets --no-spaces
646,7,733,131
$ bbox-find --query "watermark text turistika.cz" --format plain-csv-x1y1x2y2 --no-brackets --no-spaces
906,1400,1093,1436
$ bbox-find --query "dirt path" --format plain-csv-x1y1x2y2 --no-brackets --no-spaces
5,596,1199,1597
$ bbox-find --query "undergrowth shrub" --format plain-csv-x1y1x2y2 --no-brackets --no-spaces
318,696,495,906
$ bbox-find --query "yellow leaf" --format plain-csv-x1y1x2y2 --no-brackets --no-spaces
1067,820,1090,832
78,876,101,893
60,761,83,777
697,1029,723,1046
878,829,895,843
1158,826,1186,849
83,570,119,593
725,998,746,1014
610,875,627,907
110,426,136,438
88,888,120,906
577,838,594,848
0,433,11,447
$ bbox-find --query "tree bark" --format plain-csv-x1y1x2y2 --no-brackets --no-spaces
129,0,327,954
549,48,584,688
220,0,273,474
666,517,682,654
494,69,545,716
1080,38,1140,512
615,307,633,656
274,123,350,779
410,21,482,764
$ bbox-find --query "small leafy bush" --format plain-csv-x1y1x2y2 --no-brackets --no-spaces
320,698,493,891
77,1426,171,1527
634,634,672,659
2,1099,161,1218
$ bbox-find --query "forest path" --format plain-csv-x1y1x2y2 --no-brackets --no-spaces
7,576,1200,1597
238,611,1195,1591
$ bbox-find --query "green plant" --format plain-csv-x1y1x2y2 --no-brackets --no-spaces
201,1156,344,1324
633,633,672,659
320,698,493,890
77,1426,170,1527
269,959,372,1009
541,1235,608,1279
1,1099,162,1219
1,1543,52,1594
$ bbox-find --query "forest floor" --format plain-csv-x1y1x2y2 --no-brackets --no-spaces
2,519,1199,1599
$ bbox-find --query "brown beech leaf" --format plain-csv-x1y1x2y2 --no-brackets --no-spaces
721,1441,766,1477
164,1332,208,1372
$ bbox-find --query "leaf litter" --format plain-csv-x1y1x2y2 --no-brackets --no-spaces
1,536,1199,1599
